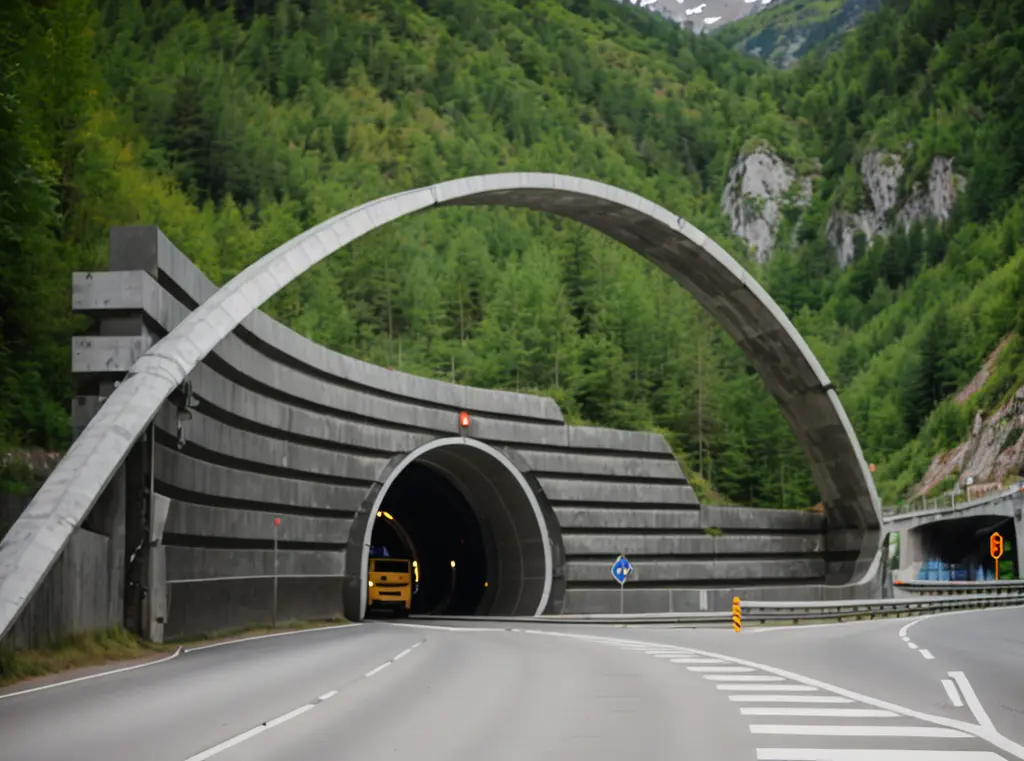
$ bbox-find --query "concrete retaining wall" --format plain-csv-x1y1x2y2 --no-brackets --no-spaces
14,225,865,643
2,526,111,650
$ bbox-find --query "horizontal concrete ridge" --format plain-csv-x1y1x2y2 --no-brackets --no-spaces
185,363,435,456
108,228,564,423
162,501,352,544
565,426,674,454
156,449,366,515
554,507,703,531
154,406,388,484
165,546,344,581
146,286,546,434
565,558,825,583
701,505,826,532
515,450,685,480
537,479,699,506
562,534,824,556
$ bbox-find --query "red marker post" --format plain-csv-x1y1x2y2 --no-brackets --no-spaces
273,517,281,627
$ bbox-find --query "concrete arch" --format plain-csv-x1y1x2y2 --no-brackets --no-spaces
346,436,557,620
0,172,881,640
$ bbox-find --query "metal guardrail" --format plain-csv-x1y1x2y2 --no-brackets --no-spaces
883,486,1024,519
894,580,1024,595
414,592,1024,627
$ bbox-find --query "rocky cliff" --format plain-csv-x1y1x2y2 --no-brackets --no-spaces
826,152,966,268
912,340,1024,499
720,147,812,263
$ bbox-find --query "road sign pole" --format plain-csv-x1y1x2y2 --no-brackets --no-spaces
611,554,632,615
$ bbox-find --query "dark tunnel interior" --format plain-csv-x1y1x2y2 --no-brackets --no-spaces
369,462,489,616
910,515,1019,579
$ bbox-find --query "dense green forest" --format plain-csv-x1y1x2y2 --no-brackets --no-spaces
2,0,1023,507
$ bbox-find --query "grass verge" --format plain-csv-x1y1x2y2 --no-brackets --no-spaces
0,616,350,688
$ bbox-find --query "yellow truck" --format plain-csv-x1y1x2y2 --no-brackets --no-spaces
367,557,412,616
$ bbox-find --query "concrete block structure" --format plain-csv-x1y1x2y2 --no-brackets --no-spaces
0,174,884,646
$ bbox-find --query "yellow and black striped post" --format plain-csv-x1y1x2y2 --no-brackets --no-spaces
732,596,742,632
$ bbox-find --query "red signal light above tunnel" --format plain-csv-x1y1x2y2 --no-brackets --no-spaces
459,410,471,428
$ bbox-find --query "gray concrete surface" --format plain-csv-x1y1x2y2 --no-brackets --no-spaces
0,173,883,646
2,614,1022,760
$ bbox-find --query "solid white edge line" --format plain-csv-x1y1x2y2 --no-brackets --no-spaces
740,707,897,717
728,694,853,703
521,630,1024,760
687,666,755,672
920,649,935,660
757,750,1006,760
748,724,971,737
183,623,357,653
0,646,184,701
899,616,930,638
942,678,965,708
364,661,392,678
949,671,996,731
717,684,819,692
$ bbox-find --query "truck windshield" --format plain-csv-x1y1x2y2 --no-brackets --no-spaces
374,560,409,573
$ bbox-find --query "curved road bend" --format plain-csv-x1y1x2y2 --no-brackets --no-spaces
575,605,1024,743
0,609,1021,760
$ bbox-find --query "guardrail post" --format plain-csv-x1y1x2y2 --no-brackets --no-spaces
732,597,742,632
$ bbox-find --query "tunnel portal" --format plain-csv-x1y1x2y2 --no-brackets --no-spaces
347,437,556,620
370,463,488,616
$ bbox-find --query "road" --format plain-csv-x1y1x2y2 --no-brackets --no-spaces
0,608,1021,761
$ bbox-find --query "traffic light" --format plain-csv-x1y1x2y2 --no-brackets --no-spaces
990,532,1004,559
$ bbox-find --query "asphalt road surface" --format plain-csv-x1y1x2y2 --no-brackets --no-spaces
1,608,1022,761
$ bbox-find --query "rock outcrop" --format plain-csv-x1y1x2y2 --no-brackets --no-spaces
827,153,966,268
911,340,1024,499
720,147,812,263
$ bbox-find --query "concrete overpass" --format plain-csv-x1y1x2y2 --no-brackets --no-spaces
886,490,1024,582
0,173,885,648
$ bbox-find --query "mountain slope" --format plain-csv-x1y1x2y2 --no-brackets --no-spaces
715,0,884,67
2,0,1023,508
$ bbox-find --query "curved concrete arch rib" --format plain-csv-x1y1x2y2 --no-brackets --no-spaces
0,172,882,641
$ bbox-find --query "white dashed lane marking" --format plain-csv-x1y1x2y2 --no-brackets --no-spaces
521,631,1023,761
181,642,423,761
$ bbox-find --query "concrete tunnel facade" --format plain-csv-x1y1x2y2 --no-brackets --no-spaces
0,174,885,647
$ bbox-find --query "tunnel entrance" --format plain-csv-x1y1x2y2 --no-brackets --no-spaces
906,517,1019,581
370,463,488,615
345,437,559,620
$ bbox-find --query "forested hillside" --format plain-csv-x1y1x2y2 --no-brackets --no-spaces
2,0,1023,508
